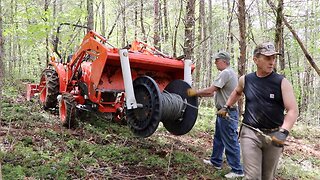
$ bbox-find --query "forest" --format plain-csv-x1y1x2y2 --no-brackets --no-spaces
0,0,319,179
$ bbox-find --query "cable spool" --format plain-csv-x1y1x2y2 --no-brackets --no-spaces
160,92,186,123
127,76,198,138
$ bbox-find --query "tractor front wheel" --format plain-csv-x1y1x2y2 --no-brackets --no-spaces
59,93,76,128
39,68,59,109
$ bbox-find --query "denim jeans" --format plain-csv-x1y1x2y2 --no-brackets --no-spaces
210,109,243,174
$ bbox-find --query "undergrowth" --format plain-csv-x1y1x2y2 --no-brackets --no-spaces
0,83,319,179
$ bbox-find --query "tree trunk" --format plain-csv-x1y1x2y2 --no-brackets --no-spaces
237,0,246,114
296,46,302,115
53,0,57,21
268,0,285,74
0,0,4,118
134,1,138,39
45,0,49,66
227,0,235,52
121,0,127,47
140,0,146,42
227,0,237,76
208,0,213,84
153,0,160,50
172,0,183,58
101,1,106,37
195,0,204,89
87,0,94,32
286,51,294,85
163,0,169,41
8,0,13,78
301,0,311,122
183,0,195,60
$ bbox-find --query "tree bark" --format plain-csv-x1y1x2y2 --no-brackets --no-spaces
45,0,49,66
172,0,183,58
153,0,160,50
268,0,285,74
134,1,138,39
195,0,204,89
227,0,235,52
101,1,106,37
121,0,127,47
140,0,146,42
0,0,4,118
87,0,94,32
301,0,311,122
237,0,246,114
208,0,213,85
183,0,195,60
237,0,246,77
163,0,169,41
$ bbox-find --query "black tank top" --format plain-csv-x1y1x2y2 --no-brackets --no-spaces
243,72,284,129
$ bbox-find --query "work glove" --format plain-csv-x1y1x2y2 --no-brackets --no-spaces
217,106,228,118
187,88,197,97
270,128,289,147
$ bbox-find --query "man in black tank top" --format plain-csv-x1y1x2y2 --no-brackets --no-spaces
218,42,299,180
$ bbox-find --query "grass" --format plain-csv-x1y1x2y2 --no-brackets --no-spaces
0,83,319,179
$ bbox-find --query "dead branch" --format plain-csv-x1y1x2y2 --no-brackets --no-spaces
267,0,320,76
166,143,174,176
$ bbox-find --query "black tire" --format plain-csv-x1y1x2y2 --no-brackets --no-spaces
39,69,59,109
59,93,77,128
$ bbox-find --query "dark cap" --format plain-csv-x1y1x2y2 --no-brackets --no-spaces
212,51,230,62
254,42,281,56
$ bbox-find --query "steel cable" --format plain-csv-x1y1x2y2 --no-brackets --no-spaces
161,92,186,122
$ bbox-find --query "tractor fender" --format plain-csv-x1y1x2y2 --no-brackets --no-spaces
49,62,67,92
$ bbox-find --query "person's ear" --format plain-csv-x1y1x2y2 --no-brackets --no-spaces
253,56,258,63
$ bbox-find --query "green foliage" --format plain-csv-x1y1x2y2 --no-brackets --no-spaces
144,154,167,168
173,151,196,165
193,106,215,133
2,165,26,180
290,123,320,143
277,156,320,179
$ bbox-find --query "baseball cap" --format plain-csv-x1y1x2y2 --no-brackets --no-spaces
212,51,230,62
253,42,281,56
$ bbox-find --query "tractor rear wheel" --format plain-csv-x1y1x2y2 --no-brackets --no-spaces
59,93,76,128
39,69,59,109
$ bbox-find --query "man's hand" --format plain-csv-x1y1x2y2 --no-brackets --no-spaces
217,107,228,118
187,88,197,97
270,128,289,147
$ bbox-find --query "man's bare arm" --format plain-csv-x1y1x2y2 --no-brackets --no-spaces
281,78,299,131
196,85,219,97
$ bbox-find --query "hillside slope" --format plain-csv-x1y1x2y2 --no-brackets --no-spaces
0,94,319,179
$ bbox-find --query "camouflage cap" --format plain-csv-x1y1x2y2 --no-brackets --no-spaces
212,51,230,62
254,42,281,56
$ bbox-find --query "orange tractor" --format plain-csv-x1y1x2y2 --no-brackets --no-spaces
27,24,198,138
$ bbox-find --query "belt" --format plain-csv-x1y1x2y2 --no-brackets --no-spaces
259,127,279,134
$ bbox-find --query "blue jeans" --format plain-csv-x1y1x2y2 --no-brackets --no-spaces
210,109,243,174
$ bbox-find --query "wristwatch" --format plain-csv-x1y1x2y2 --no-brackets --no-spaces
279,128,289,136
223,105,230,109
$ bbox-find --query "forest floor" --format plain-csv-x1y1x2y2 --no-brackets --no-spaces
0,93,319,179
